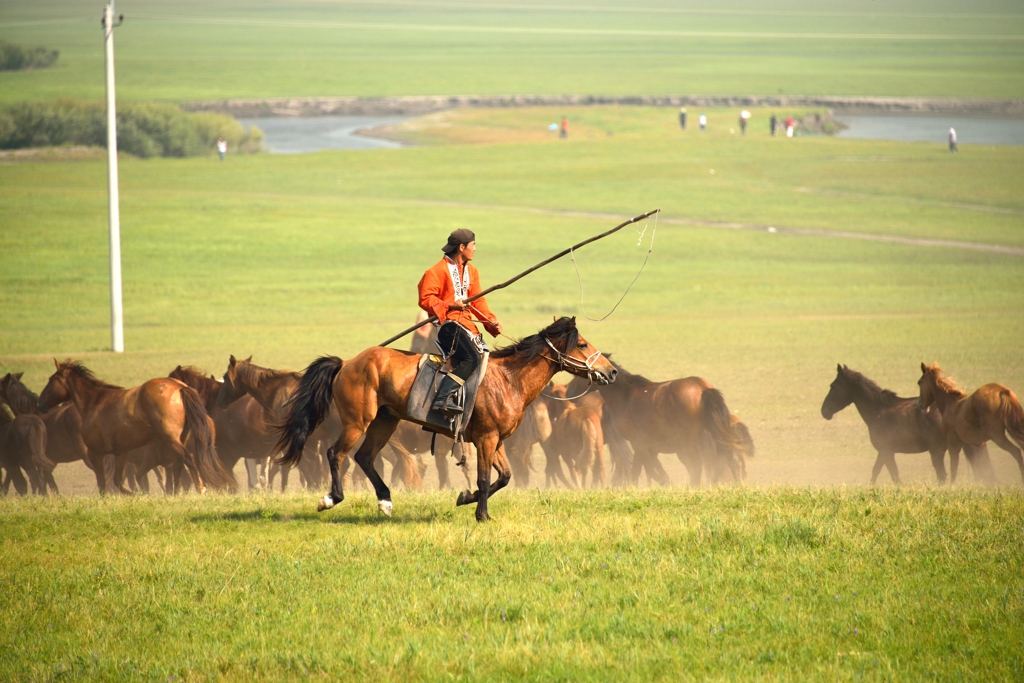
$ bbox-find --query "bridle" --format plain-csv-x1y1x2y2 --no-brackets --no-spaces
539,336,608,400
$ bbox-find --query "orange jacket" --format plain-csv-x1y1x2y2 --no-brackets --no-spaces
418,257,500,337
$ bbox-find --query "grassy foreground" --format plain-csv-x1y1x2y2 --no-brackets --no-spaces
1,488,1022,681
1,0,1023,103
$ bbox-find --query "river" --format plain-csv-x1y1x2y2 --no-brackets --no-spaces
240,113,1024,152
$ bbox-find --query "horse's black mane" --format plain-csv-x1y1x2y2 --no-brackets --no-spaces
491,316,580,364
839,366,903,407
64,360,123,390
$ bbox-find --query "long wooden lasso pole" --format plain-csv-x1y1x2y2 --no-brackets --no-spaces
378,208,661,347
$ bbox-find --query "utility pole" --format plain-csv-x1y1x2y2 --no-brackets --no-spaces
102,2,124,352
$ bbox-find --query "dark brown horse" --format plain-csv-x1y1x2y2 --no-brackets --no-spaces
918,362,1024,483
0,404,49,495
38,360,234,493
169,365,278,491
593,360,750,486
218,356,335,491
276,317,616,521
821,364,955,484
2,372,93,494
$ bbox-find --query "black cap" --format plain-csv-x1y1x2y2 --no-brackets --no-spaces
442,228,476,254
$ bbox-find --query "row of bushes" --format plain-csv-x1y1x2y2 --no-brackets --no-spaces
0,41,59,71
0,99,262,158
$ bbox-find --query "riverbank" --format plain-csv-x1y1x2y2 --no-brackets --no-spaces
183,95,1024,119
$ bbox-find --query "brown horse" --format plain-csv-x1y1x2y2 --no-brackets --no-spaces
2,372,92,493
37,360,234,493
822,364,957,484
918,362,1024,483
217,356,336,491
594,360,750,486
276,317,616,521
563,376,637,486
546,399,605,488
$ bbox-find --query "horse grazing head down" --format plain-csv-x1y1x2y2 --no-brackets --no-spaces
492,316,617,385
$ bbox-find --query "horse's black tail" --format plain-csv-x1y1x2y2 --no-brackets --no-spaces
275,355,343,467
181,385,237,492
700,388,753,480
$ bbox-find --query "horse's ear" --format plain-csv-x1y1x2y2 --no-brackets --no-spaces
53,358,60,369
837,363,842,372
229,355,236,366
14,372,23,381
921,362,927,373
174,365,182,372
245,355,252,363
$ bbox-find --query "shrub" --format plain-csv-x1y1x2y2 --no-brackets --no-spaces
0,41,59,71
0,99,262,158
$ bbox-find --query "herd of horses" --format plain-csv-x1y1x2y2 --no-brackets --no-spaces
2,317,1023,521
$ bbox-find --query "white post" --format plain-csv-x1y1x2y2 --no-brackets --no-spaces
103,2,124,352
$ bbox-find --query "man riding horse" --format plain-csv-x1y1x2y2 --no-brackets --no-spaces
418,229,503,416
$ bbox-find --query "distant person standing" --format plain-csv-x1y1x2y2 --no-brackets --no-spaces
785,115,795,138
948,127,958,153
739,110,750,135
560,116,568,139
679,107,687,130
217,138,227,161
770,113,777,137
699,114,707,131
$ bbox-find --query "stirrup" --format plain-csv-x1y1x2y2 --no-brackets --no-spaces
433,391,464,415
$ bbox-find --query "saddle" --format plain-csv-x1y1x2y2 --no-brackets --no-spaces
405,349,488,440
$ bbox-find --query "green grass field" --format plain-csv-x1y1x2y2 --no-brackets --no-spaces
2,0,1024,104
2,488,1022,681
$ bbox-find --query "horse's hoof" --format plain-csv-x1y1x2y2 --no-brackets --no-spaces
475,511,491,522
378,499,393,517
456,490,471,506
317,494,335,512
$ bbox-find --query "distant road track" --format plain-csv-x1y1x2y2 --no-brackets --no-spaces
400,199,1024,257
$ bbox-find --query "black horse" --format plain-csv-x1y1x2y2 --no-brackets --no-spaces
821,364,993,484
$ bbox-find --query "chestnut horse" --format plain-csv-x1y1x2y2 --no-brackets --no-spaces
594,360,750,486
822,365,954,484
276,317,616,521
546,399,605,488
503,399,552,488
918,362,1024,483
38,360,234,493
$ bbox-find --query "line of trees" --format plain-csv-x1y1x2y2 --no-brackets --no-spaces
0,99,262,158
0,41,59,71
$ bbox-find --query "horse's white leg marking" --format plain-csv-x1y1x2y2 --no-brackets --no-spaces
378,499,393,517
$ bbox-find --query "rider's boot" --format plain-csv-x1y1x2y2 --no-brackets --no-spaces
432,375,465,416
